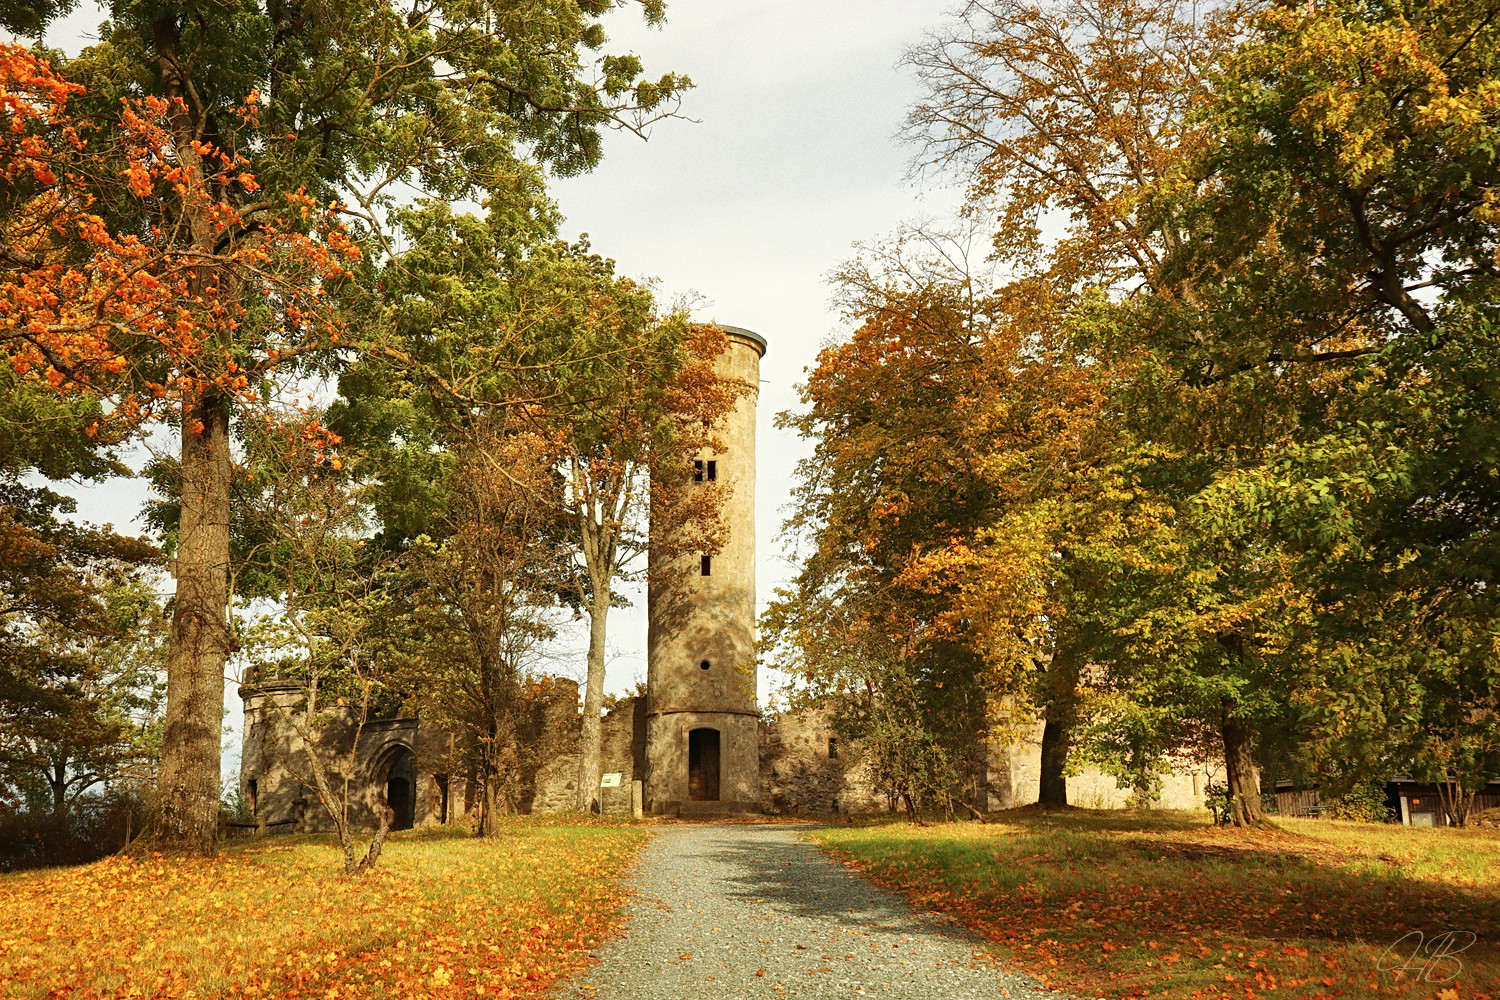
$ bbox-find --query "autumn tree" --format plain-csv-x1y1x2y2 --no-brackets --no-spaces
1,43,364,851
402,421,571,834
0,483,163,817
6,0,687,853
1125,0,1500,822
764,238,1008,812
233,410,413,872
903,0,1248,292
557,319,745,814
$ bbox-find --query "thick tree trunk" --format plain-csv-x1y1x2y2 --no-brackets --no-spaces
49,759,67,817
1038,717,1071,808
1038,650,1080,808
146,14,233,856
1220,702,1264,827
152,391,232,853
576,595,608,814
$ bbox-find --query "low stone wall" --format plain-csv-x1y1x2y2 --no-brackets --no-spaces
989,722,1222,811
758,708,887,816
531,697,645,814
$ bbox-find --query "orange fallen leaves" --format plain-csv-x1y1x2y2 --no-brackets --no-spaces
0,825,647,999
815,816,1500,1000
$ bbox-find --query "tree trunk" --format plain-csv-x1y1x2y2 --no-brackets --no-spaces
146,15,232,856
354,807,394,873
1437,769,1475,828
152,390,232,853
1037,649,1080,808
1039,717,1071,808
49,759,67,817
576,595,608,814
1220,702,1264,827
483,772,505,833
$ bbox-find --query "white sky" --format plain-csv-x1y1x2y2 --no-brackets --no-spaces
33,1,967,783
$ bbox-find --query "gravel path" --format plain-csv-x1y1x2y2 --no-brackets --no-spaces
554,823,1063,999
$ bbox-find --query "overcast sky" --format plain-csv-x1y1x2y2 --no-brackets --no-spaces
34,1,967,780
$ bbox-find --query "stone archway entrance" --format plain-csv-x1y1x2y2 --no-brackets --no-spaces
384,745,416,830
688,728,720,801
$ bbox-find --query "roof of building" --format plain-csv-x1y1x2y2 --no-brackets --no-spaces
719,324,768,358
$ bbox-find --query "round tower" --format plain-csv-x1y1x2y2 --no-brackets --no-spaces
645,324,765,816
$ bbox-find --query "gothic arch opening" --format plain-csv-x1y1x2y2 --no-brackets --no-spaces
382,745,416,830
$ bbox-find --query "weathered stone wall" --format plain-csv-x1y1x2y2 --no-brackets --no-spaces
243,675,1226,831
987,721,1223,811
532,696,645,815
238,680,439,833
758,708,888,816
240,675,592,832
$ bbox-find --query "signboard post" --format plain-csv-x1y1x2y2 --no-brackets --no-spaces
601,773,622,816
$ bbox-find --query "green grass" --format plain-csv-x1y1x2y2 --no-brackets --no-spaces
0,821,649,999
814,810,1500,1000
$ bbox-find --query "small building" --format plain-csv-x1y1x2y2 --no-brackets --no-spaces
1273,777,1500,824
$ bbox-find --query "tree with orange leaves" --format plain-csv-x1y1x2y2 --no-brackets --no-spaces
556,317,748,815
2,45,355,851
7,0,688,853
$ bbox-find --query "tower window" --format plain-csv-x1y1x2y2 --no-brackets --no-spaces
700,659,711,671
693,460,704,482
701,555,712,576
828,737,838,760
248,778,258,813
706,460,717,481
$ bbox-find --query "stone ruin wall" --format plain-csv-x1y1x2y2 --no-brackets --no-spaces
757,708,887,816
987,721,1225,811
243,676,1225,833
757,710,1223,817
531,693,646,815
240,680,452,833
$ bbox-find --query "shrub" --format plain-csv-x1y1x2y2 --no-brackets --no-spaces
1322,782,1394,822
0,796,145,872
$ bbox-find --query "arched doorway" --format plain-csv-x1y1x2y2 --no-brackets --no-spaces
384,745,416,830
688,728,720,801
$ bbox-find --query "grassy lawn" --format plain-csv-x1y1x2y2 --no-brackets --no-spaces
814,811,1500,1000
0,822,648,999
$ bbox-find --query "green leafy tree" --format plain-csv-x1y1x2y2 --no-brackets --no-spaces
0,485,163,816
14,0,688,854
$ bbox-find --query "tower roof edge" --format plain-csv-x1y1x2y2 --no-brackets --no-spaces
716,324,767,358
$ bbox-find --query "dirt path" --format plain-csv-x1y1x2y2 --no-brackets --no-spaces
554,823,1061,999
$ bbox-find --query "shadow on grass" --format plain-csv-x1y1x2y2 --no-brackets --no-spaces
816,811,1500,1000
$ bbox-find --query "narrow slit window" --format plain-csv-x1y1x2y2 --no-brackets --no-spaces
700,555,712,576
828,737,838,760
706,460,717,481
692,460,704,482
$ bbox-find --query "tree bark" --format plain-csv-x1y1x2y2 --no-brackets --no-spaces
1037,650,1080,808
1220,702,1264,827
153,390,232,853
49,759,67,817
575,593,608,814
1039,717,1071,808
145,15,233,855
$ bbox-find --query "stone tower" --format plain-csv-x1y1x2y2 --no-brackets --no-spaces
645,324,765,816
